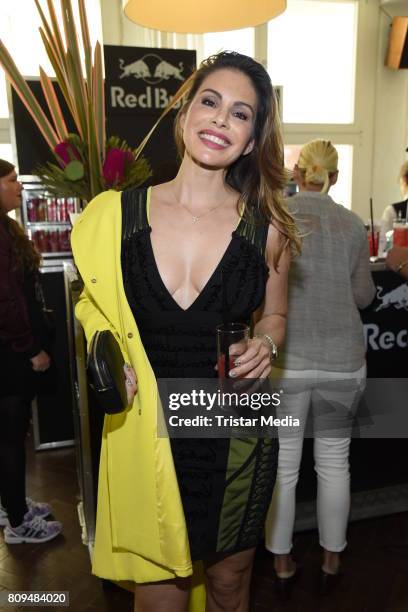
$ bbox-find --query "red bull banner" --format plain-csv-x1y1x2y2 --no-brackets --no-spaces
104,45,196,182
362,267,408,377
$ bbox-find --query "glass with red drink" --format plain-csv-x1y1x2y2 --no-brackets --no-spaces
393,224,408,247
216,323,249,379
368,229,379,256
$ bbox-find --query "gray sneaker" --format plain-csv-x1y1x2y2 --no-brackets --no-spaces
4,516,62,544
0,498,52,527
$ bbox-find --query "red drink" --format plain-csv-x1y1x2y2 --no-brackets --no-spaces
37,199,47,222
368,231,379,256
216,323,248,380
27,198,37,222
393,225,408,247
217,354,227,378
49,230,59,252
58,228,71,252
56,198,66,222
47,197,57,222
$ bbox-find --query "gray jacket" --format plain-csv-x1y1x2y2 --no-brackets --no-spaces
276,192,376,372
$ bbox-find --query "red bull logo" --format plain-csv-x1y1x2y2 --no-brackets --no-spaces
111,53,186,111
375,283,408,312
119,58,151,79
364,323,407,350
118,54,185,85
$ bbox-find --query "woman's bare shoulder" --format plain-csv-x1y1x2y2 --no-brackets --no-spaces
150,181,174,203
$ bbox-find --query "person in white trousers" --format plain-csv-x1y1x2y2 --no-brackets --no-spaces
265,140,376,593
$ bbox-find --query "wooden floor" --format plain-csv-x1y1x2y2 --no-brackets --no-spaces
0,438,407,612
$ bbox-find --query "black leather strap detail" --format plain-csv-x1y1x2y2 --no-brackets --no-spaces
236,212,269,258
121,187,149,240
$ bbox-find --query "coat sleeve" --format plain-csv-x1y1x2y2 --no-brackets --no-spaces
0,232,40,357
75,285,127,358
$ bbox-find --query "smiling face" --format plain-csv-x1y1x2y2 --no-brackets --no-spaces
0,169,23,213
179,68,257,170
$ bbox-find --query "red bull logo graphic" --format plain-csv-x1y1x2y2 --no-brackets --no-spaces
154,60,184,81
364,323,407,350
375,283,408,312
111,53,186,111
119,58,151,79
118,54,185,84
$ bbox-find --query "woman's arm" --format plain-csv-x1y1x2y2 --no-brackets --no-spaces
386,246,408,280
75,285,119,348
253,225,290,348
351,225,376,309
0,233,42,357
228,225,290,379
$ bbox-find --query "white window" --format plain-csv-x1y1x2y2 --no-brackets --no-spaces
268,1,357,124
0,143,14,162
0,73,8,119
0,0,102,118
201,28,254,63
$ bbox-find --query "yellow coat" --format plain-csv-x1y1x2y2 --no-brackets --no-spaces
71,190,204,607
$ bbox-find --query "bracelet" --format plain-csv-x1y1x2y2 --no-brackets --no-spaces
396,260,408,273
254,333,278,360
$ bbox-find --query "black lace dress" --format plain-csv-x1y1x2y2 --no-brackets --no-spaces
121,187,278,561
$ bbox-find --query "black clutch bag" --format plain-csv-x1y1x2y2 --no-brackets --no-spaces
87,330,128,414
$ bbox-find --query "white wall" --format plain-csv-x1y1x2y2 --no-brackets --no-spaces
371,7,408,219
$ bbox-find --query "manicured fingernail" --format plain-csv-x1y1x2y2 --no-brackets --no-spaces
234,360,241,367
229,370,237,378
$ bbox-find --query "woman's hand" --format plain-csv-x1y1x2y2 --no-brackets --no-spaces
30,350,51,372
386,245,408,276
228,337,273,379
124,363,138,404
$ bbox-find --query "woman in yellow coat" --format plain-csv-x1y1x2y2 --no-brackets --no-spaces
72,51,299,612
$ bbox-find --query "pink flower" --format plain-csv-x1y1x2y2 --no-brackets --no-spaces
54,141,81,167
103,148,134,186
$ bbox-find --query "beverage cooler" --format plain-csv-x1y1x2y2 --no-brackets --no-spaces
21,177,82,449
64,261,104,549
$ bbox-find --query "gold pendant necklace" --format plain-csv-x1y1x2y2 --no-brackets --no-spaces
179,201,223,223
171,185,232,223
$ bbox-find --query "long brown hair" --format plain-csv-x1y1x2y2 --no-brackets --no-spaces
0,159,41,273
173,51,301,267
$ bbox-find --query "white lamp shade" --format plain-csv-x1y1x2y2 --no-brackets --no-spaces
123,0,286,34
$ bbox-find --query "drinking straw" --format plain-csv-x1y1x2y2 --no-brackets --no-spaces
369,197,376,255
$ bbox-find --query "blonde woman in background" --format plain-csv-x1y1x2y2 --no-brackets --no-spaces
265,140,376,596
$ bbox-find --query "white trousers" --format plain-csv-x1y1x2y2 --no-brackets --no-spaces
265,365,366,554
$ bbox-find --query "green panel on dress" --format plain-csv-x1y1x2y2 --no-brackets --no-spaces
216,437,258,552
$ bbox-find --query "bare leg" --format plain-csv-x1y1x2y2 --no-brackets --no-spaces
322,550,340,574
273,553,296,578
204,548,256,612
134,577,190,612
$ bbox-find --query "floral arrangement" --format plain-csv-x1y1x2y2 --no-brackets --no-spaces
0,0,158,202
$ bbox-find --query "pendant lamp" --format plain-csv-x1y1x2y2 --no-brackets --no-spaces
123,0,286,34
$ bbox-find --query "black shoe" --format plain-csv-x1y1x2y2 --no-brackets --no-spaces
274,566,301,601
318,568,342,596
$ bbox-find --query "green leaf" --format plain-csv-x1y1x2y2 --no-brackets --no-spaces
64,160,85,181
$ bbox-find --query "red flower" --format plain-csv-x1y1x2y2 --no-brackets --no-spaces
54,141,81,167
102,148,134,186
